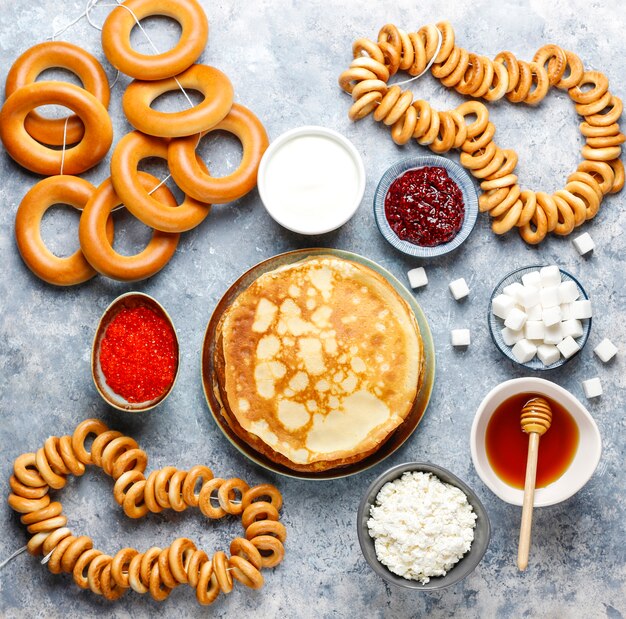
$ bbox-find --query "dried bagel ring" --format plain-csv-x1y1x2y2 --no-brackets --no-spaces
0,82,113,175
5,41,110,146
78,172,180,281
101,0,208,80
110,130,211,232
168,103,269,204
122,64,234,137
15,176,113,286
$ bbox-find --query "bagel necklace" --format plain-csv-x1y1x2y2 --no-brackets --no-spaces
6,419,286,606
339,21,624,245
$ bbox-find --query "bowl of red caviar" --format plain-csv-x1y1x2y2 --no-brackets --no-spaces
91,292,179,412
374,156,478,258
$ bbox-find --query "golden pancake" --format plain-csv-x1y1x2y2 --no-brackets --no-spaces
216,255,424,472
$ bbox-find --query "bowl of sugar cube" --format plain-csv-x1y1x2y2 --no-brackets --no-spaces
488,265,591,370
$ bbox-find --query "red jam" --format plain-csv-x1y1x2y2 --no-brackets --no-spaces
384,166,465,247
99,306,177,403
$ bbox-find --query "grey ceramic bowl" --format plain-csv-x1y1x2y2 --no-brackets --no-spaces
357,462,491,590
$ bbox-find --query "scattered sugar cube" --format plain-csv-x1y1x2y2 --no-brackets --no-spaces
451,328,471,347
560,303,573,320
558,280,580,304
512,339,537,363
594,338,618,363
492,294,516,320
526,304,543,321
537,344,561,366
449,278,470,300
573,232,595,256
521,271,541,288
542,305,562,327
518,286,540,309
503,282,525,302
557,336,581,359
525,320,545,341
540,265,561,288
582,377,602,398
501,327,524,346
505,307,527,331
407,267,428,289
540,286,560,308
561,319,583,339
543,323,564,345
571,299,592,320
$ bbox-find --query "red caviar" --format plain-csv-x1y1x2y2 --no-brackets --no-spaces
99,306,177,403
384,166,465,246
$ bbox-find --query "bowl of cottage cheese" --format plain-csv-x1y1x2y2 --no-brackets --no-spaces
357,462,491,590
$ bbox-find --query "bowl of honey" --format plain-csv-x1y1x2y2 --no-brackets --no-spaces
470,377,601,506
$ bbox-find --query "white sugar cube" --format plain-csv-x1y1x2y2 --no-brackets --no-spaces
407,267,428,289
558,281,580,304
449,278,470,300
540,265,561,288
503,282,525,302
512,339,537,363
573,232,595,256
537,344,561,366
542,305,562,327
571,299,592,320
540,286,560,308
501,327,524,346
525,320,545,341
594,338,618,363
544,323,564,345
561,319,583,339
557,336,581,359
526,304,543,321
560,303,573,320
451,328,471,346
505,307,527,331
582,377,602,398
518,286,540,309
521,271,541,288
492,294,516,319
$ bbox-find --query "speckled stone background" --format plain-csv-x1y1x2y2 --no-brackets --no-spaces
0,0,624,617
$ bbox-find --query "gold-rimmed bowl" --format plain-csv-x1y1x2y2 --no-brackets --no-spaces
92,292,180,412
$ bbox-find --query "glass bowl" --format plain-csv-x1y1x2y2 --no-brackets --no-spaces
373,155,478,258
488,265,591,370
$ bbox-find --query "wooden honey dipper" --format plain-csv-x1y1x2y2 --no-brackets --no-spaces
517,396,553,571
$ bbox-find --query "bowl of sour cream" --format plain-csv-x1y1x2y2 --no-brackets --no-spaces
257,126,366,234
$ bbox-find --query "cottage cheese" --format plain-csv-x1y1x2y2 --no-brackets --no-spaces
367,471,477,584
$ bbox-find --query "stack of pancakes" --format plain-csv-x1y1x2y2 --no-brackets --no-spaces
213,255,424,472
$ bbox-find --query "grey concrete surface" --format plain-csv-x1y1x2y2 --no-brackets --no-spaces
0,0,624,617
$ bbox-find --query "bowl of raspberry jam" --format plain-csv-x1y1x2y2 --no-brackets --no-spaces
92,292,179,412
374,156,478,258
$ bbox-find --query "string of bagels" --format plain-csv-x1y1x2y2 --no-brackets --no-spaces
339,21,624,244
0,0,268,287
7,418,285,605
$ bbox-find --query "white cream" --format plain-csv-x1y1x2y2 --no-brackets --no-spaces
259,130,364,234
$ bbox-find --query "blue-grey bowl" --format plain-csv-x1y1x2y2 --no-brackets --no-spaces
373,155,478,258
488,265,591,371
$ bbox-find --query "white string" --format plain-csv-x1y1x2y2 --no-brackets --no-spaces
46,0,199,188
0,546,27,570
392,27,443,87
41,548,55,565
342,25,443,94
59,116,69,175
